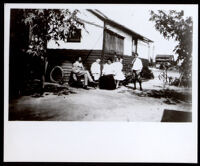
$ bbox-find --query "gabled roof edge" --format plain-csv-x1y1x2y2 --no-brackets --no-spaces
87,9,153,43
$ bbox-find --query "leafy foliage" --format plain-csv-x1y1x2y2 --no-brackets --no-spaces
20,9,84,57
11,9,85,94
149,10,193,87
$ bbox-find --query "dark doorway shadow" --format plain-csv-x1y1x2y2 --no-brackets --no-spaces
161,109,192,122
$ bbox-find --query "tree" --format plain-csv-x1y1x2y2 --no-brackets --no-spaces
14,9,84,94
149,10,193,87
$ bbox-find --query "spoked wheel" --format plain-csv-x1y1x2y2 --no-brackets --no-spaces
50,66,64,83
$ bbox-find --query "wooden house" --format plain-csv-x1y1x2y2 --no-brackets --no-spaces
47,9,153,82
155,54,174,63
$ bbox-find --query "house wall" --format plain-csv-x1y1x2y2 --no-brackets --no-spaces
46,10,151,82
46,49,102,82
105,24,133,56
137,40,150,60
47,10,104,50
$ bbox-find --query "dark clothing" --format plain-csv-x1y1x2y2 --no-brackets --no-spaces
99,75,116,90
132,70,142,82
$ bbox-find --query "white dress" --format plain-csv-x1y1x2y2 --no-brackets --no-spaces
102,63,115,75
90,62,101,80
113,62,125,81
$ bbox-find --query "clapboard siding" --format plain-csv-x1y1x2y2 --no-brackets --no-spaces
123,55,135,73
47,49,102,82
47,49,102,63
47,49,149,82
60,60,73,82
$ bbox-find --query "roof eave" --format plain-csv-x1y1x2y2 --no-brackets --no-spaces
87,9,153,43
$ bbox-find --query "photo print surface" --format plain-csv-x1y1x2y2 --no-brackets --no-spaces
7,6,195,122
4,3,198,163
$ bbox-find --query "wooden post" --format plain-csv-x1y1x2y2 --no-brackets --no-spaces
152,44,155,63
101,21,106,76
148,43,150,64
135,39,138,54
131,37,134,56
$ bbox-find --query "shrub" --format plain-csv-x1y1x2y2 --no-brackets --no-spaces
140,66,154,79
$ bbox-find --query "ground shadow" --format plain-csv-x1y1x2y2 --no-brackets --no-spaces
121,85,192,105
9,109,57,121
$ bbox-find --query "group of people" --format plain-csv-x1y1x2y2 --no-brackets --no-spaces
71,53,143,90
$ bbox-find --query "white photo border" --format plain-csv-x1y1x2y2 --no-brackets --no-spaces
4,3,198,163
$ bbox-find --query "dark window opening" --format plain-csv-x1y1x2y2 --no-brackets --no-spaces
104,29,124,55
67,28,81,42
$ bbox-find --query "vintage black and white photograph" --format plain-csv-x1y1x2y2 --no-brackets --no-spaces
7,5,195,122
4,3,198,163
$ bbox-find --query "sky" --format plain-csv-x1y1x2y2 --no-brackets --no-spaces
97,5,197,60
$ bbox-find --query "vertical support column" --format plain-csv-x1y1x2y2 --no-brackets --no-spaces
152,44,155,62
101,21,106,76
135,39,138,54
131,37,134,56
148,43,150,63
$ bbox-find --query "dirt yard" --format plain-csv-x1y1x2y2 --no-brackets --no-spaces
9,68,192,122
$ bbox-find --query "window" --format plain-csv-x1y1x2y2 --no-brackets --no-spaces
67,28,81,42
104,29,124,54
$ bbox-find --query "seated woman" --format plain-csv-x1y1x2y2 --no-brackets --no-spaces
71,57,97,89
99,58,116,90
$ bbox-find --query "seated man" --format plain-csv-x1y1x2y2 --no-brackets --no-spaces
90,59,101,81
131,53,143,90
99,58,116,90
72,57,96,89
